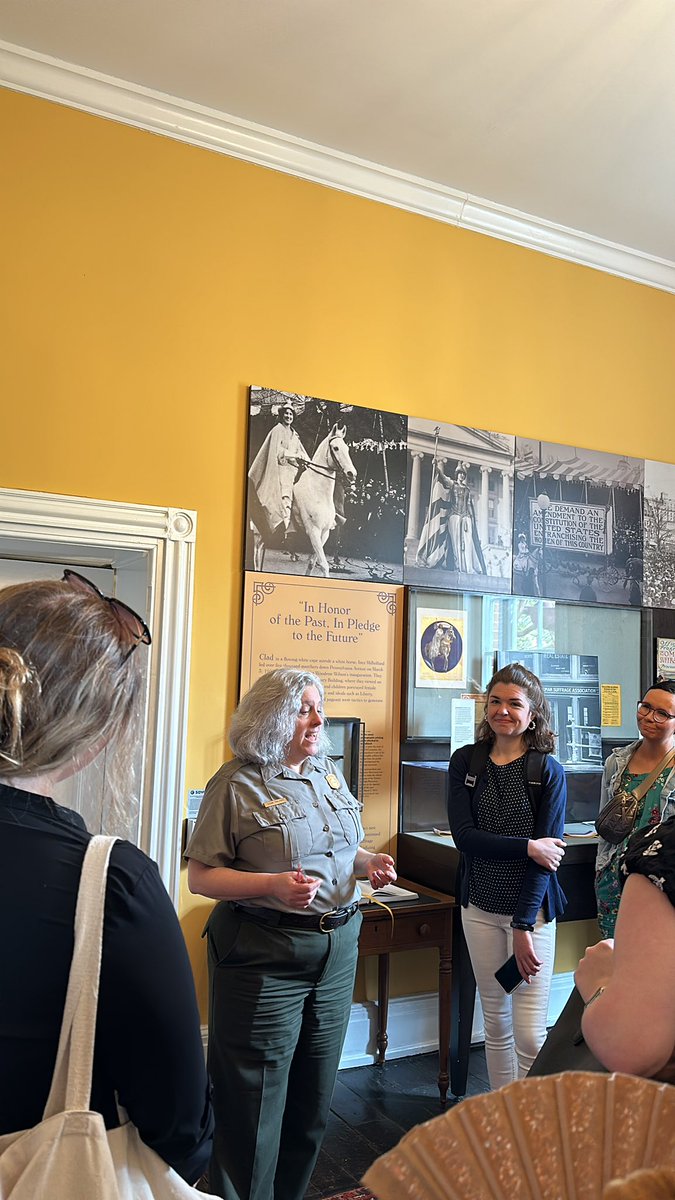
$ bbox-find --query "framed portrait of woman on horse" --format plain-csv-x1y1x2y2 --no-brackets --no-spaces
245,386,408,584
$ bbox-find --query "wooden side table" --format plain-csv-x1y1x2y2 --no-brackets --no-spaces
357,879,454,1106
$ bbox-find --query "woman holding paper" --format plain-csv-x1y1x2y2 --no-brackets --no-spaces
186,668,396,1200
448,663,567,1089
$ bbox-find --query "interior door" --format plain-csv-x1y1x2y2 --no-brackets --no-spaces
0,556,150,842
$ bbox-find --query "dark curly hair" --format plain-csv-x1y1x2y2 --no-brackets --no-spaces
475,662,556,753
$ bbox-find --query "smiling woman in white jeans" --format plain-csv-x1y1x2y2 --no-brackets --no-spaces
449,663,568,1089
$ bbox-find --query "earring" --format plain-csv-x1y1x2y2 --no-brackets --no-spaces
528,719,536,730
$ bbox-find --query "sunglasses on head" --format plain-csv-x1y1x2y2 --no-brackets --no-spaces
62,570,152,660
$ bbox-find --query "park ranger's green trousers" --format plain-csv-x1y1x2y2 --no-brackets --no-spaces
204,901,362,1200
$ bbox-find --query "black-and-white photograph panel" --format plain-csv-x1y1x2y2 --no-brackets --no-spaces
245,386,407,582
512,439,644,606
644,459,675,610
403,419,515,593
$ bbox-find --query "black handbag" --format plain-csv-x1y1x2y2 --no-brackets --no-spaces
595,788,642,846
529,986,605,1076
595,748,675,846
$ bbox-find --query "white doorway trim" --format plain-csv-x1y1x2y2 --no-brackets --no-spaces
0,486,197,907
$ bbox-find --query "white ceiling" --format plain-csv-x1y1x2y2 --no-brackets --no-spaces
2,0,674,281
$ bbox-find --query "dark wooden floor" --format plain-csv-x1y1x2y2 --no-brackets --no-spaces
306,1047,490,1199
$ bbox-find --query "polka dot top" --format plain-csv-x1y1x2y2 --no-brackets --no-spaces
468,755,534,915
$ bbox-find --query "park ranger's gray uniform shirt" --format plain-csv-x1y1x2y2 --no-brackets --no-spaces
185,755,364,913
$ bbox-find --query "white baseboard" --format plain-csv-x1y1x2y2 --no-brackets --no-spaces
200,971,575,1070
547,970,577,1025
338,970,575,1069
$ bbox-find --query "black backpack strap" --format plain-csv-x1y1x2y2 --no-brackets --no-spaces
524,749,546,815
465,743,546,816
465,741,490,789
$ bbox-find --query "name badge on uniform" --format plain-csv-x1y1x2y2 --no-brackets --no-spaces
325,774,341,789
263,797,288,807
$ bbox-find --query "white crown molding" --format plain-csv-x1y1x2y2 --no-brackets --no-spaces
2,39,675,295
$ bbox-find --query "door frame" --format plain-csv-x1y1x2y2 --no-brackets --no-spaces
0,486,196,906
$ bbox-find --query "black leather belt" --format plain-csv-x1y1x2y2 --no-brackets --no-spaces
232,901,359,932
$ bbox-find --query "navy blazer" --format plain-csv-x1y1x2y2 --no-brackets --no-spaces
448,742,567,926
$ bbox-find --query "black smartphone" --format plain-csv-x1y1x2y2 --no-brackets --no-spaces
494,954,525,993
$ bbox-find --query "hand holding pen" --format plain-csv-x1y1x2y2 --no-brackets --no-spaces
270,862,320,908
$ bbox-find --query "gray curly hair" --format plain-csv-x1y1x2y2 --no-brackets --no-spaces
229,668,329,767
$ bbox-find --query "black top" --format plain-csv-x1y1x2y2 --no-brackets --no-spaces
622,813,675,906
469,757,534,913
448,742,567,926
0,783,213,1184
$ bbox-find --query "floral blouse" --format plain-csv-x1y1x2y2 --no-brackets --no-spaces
621,814,675,906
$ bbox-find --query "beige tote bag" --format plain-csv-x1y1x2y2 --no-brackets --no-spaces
0,836,219,1199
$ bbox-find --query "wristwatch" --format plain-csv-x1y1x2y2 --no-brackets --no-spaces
510,920,535,932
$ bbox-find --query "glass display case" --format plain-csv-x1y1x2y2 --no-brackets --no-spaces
398,588,644,918
397,755,599,920
404,588,641,746
326,716,364,801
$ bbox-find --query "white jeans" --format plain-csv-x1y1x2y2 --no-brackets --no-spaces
461,903,556,1090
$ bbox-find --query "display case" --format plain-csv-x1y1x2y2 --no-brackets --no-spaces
326,716,364,801
404,588,641,744
397,589,647,920
397,758,600,921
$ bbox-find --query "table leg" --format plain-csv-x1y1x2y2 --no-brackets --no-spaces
449,906,476,1098
437,944,452,1106
376,952,390,1064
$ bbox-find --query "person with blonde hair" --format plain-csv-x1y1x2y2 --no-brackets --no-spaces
186,667,396,1200
0,573,212,1184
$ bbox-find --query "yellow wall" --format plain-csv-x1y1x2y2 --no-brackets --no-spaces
3,87,674,1014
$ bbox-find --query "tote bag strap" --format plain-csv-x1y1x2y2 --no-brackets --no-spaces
43,834,118,1119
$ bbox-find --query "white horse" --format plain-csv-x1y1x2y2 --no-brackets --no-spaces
251,424,357,577
294,425,357,576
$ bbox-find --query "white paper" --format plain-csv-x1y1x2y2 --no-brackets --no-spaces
187,788,205,819
451,698,476,751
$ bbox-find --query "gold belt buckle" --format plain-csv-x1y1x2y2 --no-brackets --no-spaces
319,910,338,933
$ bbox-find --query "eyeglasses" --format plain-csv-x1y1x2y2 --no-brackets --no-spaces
636,700,675,725
63,570,151,660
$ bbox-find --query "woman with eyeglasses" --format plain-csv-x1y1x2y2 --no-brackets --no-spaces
0,574,213,1184
595,680,675,937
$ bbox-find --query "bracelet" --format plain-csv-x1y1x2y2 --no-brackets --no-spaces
583,985,606,1010
510,920,535,932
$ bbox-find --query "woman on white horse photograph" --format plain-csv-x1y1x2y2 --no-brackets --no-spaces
248,403,309,539
245,387,407,582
